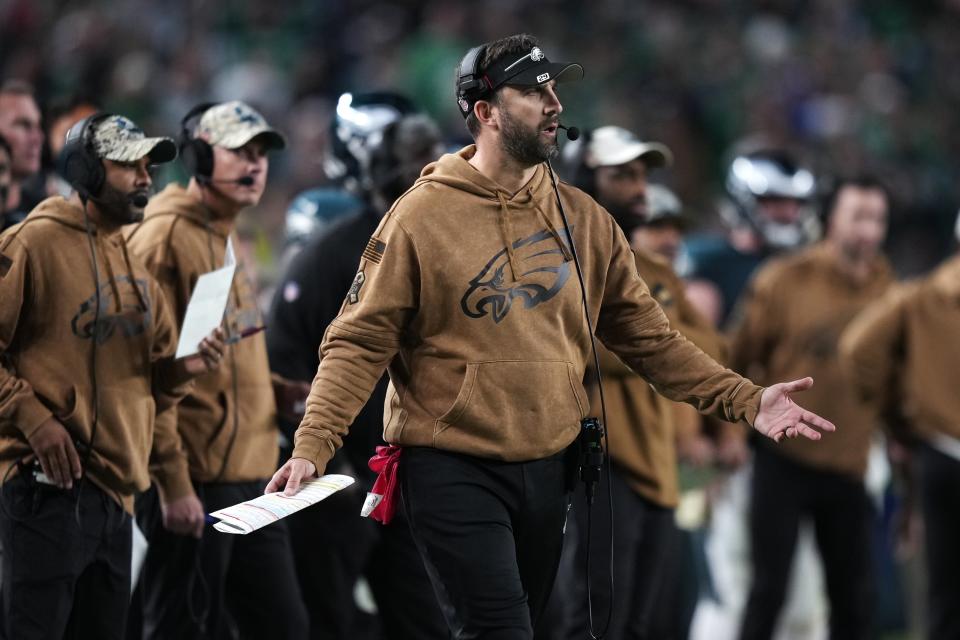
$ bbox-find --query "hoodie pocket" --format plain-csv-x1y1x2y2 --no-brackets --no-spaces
434,360,588,455
55,385,89,434
57,386,80,423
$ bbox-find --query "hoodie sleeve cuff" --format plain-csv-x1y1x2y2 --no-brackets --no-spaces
16,395,54,440
733,382,765,427
292,435,335,476
153,463,196,505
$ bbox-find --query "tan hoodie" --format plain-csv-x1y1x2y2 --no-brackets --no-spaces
730,243,893,478
840,255,960,443
0,197,194,512
293,147,764,472
126,184,278,483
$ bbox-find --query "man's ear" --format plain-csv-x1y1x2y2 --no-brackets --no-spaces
474,99,497,130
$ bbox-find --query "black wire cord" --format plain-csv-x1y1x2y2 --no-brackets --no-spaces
546,161,615,640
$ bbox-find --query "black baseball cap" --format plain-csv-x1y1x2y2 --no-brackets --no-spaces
458,44,584,116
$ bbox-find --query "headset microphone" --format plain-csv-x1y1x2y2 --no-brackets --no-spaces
559,124,580,141
129,193,149,208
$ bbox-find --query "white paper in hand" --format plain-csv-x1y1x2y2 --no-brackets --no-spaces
208,474,355,535
174,262,236,359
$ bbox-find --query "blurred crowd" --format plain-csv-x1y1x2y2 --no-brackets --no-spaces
4,0,960,280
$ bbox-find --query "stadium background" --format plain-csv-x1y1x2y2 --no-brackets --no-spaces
2,2,956,638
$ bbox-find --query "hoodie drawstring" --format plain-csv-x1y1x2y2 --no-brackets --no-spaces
495,187,575,281
98,235,124,313
119,237,149,313
496,191,521,282
532,196,574,262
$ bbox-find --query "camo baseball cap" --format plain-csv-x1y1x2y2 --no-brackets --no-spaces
91,115,177,164
194,101,286,151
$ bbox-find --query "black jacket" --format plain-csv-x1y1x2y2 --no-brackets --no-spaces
267,205,384,481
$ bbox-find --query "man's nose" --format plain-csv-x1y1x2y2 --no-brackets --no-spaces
135,165,152,188
544,86,563,115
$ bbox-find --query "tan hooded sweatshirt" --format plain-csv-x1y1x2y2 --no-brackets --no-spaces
126,184,278,483
840,255,960,443
593,248,726,508
730,243,893,478
292,147,764,472
0,197,194,512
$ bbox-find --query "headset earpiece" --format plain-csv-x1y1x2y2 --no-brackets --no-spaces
456,45,489,117
58,112,111,200
179,102,218,181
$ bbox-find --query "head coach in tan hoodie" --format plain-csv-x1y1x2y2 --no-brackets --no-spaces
0,113,223,640
268,33,836,639
125,101,308,639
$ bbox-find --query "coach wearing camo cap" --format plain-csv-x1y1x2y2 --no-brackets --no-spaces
0,112,225,639
125,101,308,639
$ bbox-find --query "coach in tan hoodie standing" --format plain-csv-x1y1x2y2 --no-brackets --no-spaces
840,223,960,640
0,113,222,640
127,101,307,639
268,34,836,640
732,177,893,640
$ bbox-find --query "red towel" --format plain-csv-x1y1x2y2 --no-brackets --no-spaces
362,445,403,524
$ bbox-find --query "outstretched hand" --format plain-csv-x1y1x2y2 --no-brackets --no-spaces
265,457,318,496
754,377,836,443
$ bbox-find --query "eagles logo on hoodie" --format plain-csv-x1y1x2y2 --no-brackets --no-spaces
461,227,572,323
71,275,152,344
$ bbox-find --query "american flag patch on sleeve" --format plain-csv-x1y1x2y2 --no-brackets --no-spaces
362,237,386,264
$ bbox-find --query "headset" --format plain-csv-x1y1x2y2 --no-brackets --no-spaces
179,102,219,182
455,45,491,118
59,112,112,200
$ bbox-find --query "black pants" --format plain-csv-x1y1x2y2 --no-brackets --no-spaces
918,444,960,640
0,475,132,640
402,447,573,640
739,445,872,640
136,480,308,640
285,471,448,640
556,463,676,640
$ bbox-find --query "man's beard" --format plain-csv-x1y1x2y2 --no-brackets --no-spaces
499,108,559,167
599,198,646,236
95,182,146,225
